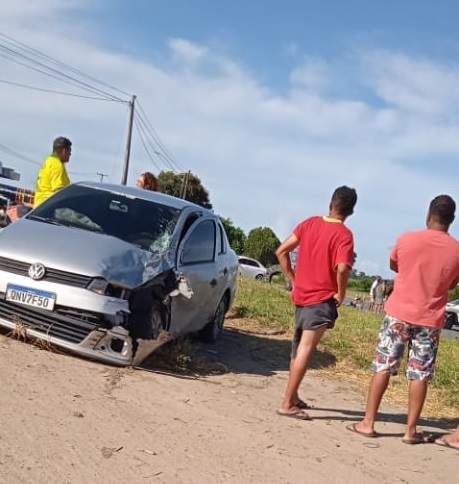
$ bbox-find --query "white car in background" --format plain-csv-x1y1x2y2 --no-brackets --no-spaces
445,299,459,330
238,256,267,281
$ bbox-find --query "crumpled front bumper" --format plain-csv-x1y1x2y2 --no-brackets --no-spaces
0,316,134,366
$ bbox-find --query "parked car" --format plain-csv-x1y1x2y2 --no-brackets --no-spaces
0,183,238,366
238,256,267,280
445,299,459,330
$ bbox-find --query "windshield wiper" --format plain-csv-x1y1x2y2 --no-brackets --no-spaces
28,215,65,227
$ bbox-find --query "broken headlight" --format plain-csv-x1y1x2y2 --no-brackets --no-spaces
88,278,109,295
88,278,130,299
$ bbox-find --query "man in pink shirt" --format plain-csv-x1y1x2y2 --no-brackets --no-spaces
348,195,459,444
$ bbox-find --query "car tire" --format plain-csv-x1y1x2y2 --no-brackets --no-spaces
199,295,228,343
255,274,264,281
445,312,457,330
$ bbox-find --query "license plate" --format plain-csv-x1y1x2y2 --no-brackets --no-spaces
6,284,56,311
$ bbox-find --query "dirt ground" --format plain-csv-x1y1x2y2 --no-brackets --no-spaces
0,320,457,484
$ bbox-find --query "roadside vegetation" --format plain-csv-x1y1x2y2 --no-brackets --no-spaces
233,277,459,418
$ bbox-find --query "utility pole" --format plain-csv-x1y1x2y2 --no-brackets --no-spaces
182,170,191,200
97,172,108,183
121,94,136,185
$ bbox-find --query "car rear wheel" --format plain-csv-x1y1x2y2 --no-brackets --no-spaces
255,274,264,281
199,295,228,343
445,312,457,330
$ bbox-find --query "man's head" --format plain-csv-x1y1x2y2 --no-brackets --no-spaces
427,195,456,230
52,137,72,163
330,186,358,220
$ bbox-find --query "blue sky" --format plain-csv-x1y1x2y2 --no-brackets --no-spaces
1,0,458,277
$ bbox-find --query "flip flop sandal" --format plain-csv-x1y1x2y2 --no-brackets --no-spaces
435,437,459,450
402,433,436,445
276,409,312,421
296,399,313,410
346,423,378,438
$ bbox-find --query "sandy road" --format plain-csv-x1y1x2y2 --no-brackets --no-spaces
0,321,457,484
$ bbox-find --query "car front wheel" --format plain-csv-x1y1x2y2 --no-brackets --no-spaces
199,296,228,343
445,312,457,330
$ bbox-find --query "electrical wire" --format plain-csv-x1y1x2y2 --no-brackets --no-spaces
0,42,125,102
136,101,182,171
135,112,178,171
0,78,126,102
0,32,131,98
0,143,40,166
134,118,162,171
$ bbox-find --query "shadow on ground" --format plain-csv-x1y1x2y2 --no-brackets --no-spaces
140,326,336,377
310,406,459,433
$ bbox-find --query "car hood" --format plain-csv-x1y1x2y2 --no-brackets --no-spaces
0,219,175,288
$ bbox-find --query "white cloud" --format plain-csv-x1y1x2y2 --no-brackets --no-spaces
290,58,330,91
168,38,208,64
1,1,458,277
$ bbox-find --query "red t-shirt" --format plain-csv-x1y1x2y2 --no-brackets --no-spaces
385,229,459,328
292,216,354,307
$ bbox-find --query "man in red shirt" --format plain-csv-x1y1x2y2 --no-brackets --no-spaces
349,195,459,444
276,186,357,419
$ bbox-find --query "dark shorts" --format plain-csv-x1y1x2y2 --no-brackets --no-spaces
291,299,338,358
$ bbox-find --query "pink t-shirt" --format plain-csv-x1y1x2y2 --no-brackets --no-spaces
385,229,459,328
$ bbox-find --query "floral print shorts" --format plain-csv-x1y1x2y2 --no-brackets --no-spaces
372,315,441,381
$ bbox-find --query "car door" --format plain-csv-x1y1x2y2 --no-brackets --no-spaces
170,217,220,335
238,258,252,277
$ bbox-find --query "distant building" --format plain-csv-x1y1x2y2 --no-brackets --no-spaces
0,162,20,181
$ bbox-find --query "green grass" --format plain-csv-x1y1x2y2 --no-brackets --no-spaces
233,277,459,416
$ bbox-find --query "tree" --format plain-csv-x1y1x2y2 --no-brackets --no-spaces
158,171,212,209
220,217,246,254
244,227,280,267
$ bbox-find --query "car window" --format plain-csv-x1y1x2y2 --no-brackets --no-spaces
28,185,181,255
218,224,227,254
241,259,258,267
181,220,216,265
238,258,249,265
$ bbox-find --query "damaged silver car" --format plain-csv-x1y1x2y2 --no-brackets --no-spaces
0,183,238,365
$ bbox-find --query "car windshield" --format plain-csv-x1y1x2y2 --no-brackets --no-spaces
28,185,181,254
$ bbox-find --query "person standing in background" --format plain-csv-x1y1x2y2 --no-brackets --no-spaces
136,172,160,192
276,186,357,420
349,195,459,444
34,137,72,208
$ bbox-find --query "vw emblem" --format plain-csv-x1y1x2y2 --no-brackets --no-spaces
28,263,46,281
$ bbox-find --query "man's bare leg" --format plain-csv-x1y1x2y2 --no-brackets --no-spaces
354,371,390,434
279,327,327,413
404,379,428,440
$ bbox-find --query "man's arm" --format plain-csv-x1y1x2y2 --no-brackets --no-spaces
450,277,459,290
50,160,68,192
275,234,299,285
335,263,351,307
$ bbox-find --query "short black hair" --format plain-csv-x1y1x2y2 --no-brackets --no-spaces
331,186,358,217
429,195,456,226
53,136,72,151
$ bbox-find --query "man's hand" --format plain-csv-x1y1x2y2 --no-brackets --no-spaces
276,234,299,288
335,263,351,308
333,293,345,307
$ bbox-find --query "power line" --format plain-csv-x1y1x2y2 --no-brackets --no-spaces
0,78,126,102
136,101,182,171
134,117,162,171
0,32,131,98
0,143,40,166
135,112,177,171
0,41,125,102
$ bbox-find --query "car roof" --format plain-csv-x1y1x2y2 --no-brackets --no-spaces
76,182,209,213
